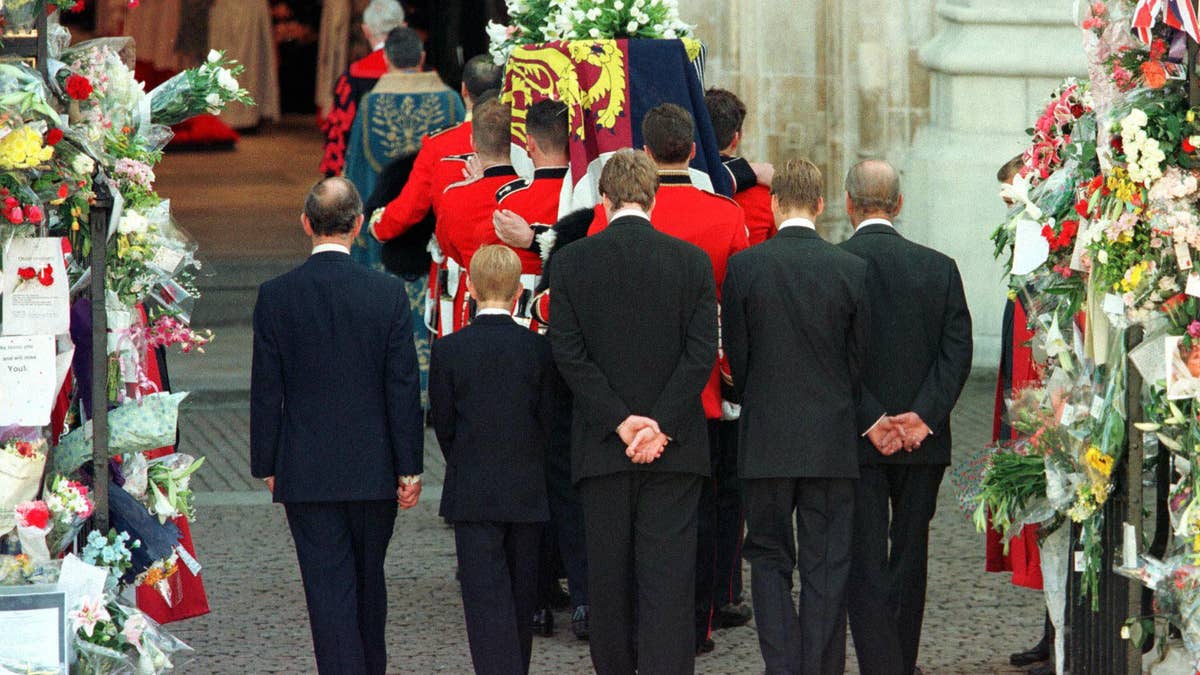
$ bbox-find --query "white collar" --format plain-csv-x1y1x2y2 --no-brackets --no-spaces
778,217,816,231
855,218,894,232
611,207,651,222
312,243,351,256
476,308,511,317
372,42,386,52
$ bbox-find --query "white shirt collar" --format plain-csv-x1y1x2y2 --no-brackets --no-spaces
778,217,816,231
476,308,511,317
311,243,351,256
855,218,894,232
611,207,651,222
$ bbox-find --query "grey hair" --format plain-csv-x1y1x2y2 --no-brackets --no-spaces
305,177,363,236
363,0,406,36
845,159,901,214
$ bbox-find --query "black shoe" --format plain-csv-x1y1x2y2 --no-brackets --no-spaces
532,608,554,637
571,605,590,640
1029,662,1055,675
696,637,715,655
1010,641,1050,666
546,583,572,611
713,603,753,629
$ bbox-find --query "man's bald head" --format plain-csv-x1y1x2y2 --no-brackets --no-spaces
304,177,363,236
845,159,901,219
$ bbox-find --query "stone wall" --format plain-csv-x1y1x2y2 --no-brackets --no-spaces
683,0,1087,366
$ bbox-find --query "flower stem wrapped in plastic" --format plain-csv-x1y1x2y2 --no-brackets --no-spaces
149,50,253,127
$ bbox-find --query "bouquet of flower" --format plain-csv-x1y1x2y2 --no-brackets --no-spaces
0,553,59,586
13,500,51,561
73,597,191,674
0,433,47,534
44,475,93,554
81,530,138,584
145,454,204,523
58,38,147,149
140,313,211,354
149,50,252,127
486,0,695,65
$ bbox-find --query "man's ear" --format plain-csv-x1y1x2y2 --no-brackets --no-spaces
643,146,656,164
687,143,696,163
466,276,477,298
814,197,826,218
350,214,365,239
301,213,314,237
730,131,741,152
844,194,854,219
893,194,905,219
527,134,541,158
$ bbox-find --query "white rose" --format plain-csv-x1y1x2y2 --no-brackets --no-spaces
663,28,677,38
1098,249,1109,265
627,20,639,32
586,7,601,20
72,155,95,176
217,68,239,94
205,92,223,112
118,211,150,235
589,27,601,38
614,0,624,9
207,49,221,63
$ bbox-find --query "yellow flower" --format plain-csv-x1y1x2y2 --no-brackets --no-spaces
0,126,53,170
1085,445,1114,478
1007,288,1018,302
1190,109,1197,123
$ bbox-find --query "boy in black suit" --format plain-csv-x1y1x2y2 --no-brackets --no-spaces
429,245,555,675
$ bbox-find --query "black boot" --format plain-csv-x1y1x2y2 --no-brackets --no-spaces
1010,612,1052,666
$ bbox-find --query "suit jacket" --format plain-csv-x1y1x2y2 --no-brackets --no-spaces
722,226,871,479
839,223,973,466
429,314,554,522
549,215,718,482
250,251,424,502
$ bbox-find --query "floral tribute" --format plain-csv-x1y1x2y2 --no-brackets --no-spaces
485,0,694,64
0,6,249,673
967,0,1200,660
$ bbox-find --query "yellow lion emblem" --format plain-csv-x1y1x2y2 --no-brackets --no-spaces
502,40,628,145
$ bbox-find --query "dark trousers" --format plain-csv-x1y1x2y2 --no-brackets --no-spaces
714,420,745,607
695,419,744,640
743,477,854,675
545,397,588,607
579,471,703,675
454,521,543,675
847,463,946,675
285,500,398,675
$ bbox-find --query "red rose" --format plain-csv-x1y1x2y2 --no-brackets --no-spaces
27,205,42,224
1070,104,1085,118
1075,199,1091,218
16,266,35,281
16,501,49,530
57,184,69,199
1163,292,1188,312
5,207,22,224
65,74,93,101
1151,39,1168,61
70,0,86,11
45,128,63,146
1185,138,1197,154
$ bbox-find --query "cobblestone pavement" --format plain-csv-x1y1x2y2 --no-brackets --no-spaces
169,374,1046,675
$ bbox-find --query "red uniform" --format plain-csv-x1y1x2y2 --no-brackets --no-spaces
736,185,775,245
374,121,474,241
434,165,521,335
590,171,750,418
478,167,567,330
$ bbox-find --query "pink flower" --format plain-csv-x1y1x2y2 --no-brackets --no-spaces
1187,320,1200,338
70,597,110,638
15,501,49,530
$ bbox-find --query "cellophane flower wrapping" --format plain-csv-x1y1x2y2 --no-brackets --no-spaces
53,392,188,476
0,428,48,535
148,50,252,127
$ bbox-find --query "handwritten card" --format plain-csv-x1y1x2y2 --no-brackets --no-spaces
0,335,55,427
1011,220,1050,276
2,238,68,336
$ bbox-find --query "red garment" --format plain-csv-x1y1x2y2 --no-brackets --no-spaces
986,298,1044,590
135,309,211,623
434,166,522,335
590,172,749,419
319,50,389,176
735,185,775,245
477,167,567,274
375,121,474,241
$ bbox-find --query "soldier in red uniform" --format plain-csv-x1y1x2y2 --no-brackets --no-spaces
432,97,520,336
588,104,749,655
705,88,775,246
370,55,504,242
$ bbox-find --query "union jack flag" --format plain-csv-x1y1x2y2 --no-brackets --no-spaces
1134,0,1200,44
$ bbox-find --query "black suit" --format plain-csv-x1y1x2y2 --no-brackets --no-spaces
722,225,870,675
429,313,554,674
839,222,973,675
549,214,717,675
251,250,423,675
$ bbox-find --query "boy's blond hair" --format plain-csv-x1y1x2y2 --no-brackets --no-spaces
470,245,522,302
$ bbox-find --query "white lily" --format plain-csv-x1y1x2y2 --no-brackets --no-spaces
999,172,1042,220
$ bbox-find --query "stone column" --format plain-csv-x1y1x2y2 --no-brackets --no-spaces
904,0,1086,367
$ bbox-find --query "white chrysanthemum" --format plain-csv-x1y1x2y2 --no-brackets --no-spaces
627,20,639,32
